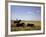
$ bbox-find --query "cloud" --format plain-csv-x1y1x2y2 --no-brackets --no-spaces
27,11,35,16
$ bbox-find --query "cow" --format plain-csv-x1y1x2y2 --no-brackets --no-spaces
14,20,21,24
16,23,25,27
27,23,34,27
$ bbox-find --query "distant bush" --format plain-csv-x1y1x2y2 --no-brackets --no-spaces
14,20,21,23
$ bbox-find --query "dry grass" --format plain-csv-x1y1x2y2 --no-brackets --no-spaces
11,20,41,31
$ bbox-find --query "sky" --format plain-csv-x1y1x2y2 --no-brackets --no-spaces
11,5,41,21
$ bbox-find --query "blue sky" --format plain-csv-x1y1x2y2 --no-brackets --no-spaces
11,5,41,21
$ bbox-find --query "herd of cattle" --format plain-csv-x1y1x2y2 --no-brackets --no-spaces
11,20,35,27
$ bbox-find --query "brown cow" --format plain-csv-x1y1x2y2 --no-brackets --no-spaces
27,23,34,27
16,23,25,27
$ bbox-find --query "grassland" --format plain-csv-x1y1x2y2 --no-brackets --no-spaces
11,20,41,31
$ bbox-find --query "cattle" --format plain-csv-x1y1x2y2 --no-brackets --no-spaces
21,23,25,27
27,23,34,27
14,20,21,24
16,23,25,27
